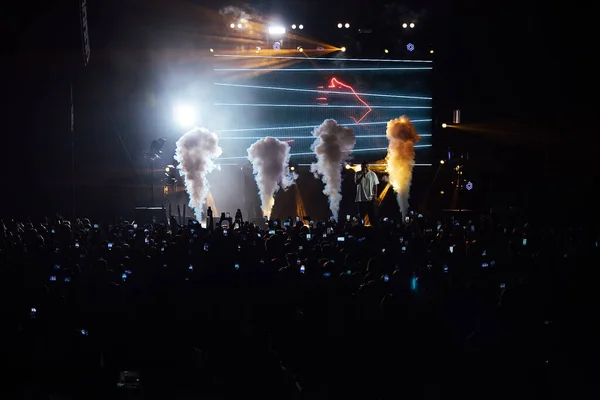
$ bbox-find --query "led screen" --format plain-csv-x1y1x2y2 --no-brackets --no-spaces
211,53,432,164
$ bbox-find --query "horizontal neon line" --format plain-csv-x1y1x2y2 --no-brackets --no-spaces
215,119,432,133
218,134,432,139
214,103,431,109
217,145,432,160
214,82,432,100
215,67,432,71
213,54,432,63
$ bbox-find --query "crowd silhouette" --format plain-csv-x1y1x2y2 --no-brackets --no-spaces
0,212,597,399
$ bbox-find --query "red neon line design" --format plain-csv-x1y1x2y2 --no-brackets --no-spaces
328,77,372,123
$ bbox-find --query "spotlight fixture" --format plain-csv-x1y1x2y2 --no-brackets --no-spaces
268,26,286,35
291,24,296,29
237,23,242,29
440,160,445,164
299,24,303,29
384,49,389,53
402,23,408,28
345,22,350,28
409,22,415,28
337,23,342,28
297,46,303,52
430,49,434,54
230,23,235,28
442,123,447,128
340,46,346,52
407,43,414,51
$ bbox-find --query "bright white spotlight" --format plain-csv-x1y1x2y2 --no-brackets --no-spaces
268,26,286,35
402,23,408,28
409,22,415,28
337,23,342,28
230,23,235,28
209,48,214,52
173,104,196,128
299,24,303,29
291,24,296,29
340,46,346,52
237,23,242,29
384,49,389,53
345,22,350,28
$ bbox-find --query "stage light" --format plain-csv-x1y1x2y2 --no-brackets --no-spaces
291,24,296,29
430,49,434,54
440,190,445,194
237,23,242,28
407,43,415,51
340,46,346,52
466,181,473,190
440,160,445,164
345,23,350,28
165,167,170,172
209,48,214,52
410,22,415,28
173,104,196,128
384,49,389,53
268,26,286,35
290,166,295,171
402,23,408,28
442,123,447,128
337,23,342,28
297,47,303,52
214,54,433,63
345,164,351,170
230,23,235,28
299,24,303,29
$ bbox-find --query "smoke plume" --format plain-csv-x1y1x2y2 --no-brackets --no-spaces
247,137,296,218
310,119,356,221
385,116,421,220
174,127,223,221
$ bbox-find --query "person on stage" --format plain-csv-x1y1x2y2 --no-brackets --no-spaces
354,161,379,225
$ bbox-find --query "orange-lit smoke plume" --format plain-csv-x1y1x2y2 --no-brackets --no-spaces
385,116,421,220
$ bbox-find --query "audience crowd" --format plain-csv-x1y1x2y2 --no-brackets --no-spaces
1,211,597,399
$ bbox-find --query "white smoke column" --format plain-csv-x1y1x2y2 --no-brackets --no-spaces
174,127,223,221
385,116,421,221
247,137,296,219
310,119,356,221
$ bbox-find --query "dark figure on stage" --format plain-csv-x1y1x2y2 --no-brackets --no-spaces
354,161,379,226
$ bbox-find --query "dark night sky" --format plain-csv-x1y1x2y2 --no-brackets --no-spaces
2,0,594,218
